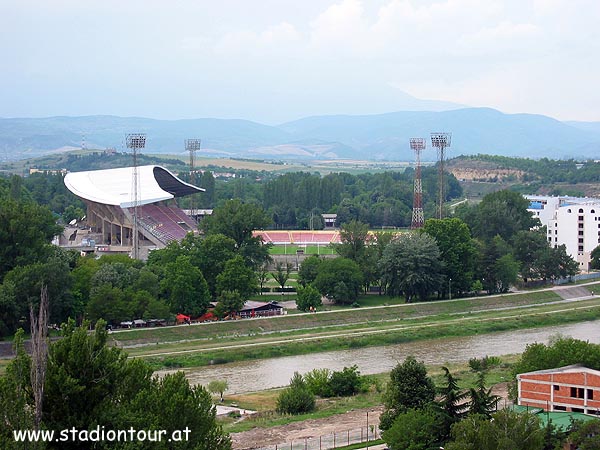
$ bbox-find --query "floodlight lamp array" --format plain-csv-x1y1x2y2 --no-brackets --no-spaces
185,139,202,151
126,133,147,149
409,138,426,150
430,132,451,148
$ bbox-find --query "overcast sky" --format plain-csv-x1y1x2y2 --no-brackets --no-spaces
2,0,599,124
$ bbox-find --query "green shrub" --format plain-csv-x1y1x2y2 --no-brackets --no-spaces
304,368,333,397
276,372,316,415
329,365,362,397
468,355,502,372
296,285,322,312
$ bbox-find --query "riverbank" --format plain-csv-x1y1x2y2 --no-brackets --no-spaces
222,357,517,449
140,296,600,369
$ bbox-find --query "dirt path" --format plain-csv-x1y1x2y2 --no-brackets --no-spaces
231,406,383,450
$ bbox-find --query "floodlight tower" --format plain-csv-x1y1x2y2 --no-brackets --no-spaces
185,138,201,219
431,132,451,219
126,133,146,259
410,138,426,229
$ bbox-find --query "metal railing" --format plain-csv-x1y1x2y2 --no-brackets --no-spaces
255,426,380,450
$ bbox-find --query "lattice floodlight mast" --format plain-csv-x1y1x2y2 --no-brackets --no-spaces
126,133,146,259
185,139,201,219
410,138,426,229
431,132,451,219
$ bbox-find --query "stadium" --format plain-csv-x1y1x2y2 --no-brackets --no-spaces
62,165,203,258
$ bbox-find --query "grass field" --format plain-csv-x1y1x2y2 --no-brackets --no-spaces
269,245,337,255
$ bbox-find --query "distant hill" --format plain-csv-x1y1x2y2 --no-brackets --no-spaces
1,108,600,162
279,108,600,160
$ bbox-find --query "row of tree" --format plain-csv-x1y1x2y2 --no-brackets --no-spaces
297,190,578,305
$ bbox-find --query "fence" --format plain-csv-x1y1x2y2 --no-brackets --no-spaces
555,272,600,285
256,426,380,450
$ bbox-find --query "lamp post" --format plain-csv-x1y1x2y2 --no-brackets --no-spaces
449,278,452,300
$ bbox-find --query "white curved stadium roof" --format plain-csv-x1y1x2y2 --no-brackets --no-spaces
64,165,204,208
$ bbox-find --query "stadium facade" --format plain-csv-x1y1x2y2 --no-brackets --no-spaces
63,165,203,258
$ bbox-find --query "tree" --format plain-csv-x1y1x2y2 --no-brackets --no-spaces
296,285,322,312
512,230,549,281
216,256,259,300
125,371,232,450
208,380,229,402
479,235,514,294
467,372,500,418
569,419,600,450
0,198,62,281
201,199,272,267
161,255,211,316
537,244,579,281
276,372,316,415
382,408,443,450
3,320,233,450
1,250,74,333
591,245,600,270
510,336,600,400
257,263,270,295
379,232,444,302
459,190,540,242
214,290,245,319
495,253,520,292
423,218,479,297
313,257,363,304
435,367,469,440
445,409,544,450
0,330,41,450
380,356,436,431
86,284,133,325
298,256,323,287
333,220,371,260
271,262,292,292
196,234,237,297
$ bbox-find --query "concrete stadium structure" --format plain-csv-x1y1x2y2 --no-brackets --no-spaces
527,195,600,271
63,165,203,258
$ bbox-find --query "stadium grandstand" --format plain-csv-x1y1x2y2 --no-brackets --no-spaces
63,165,203,258
253,230,341,245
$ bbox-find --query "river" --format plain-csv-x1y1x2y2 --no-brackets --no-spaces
160,320,600,393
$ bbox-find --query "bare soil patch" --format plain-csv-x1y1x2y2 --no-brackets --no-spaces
231,406,383,450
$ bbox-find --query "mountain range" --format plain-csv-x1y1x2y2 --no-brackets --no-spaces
1,108,600,162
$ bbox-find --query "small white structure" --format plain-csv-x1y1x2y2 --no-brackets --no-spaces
526,195,600,271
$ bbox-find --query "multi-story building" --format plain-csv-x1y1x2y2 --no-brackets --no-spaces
518,365,600,415
527,195,600,271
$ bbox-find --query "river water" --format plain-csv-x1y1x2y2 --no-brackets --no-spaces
161,320,600,394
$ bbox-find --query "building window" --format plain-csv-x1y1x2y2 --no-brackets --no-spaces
571,387,585,399
580,209,585,213
593,210,596,214
579,223,584,229
589,389,594,400
554,405,567,411
579,216,584,221
579,238,584,244
572,407,584,413
554,385,559,391
580,230,584,236
579,245,584,252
